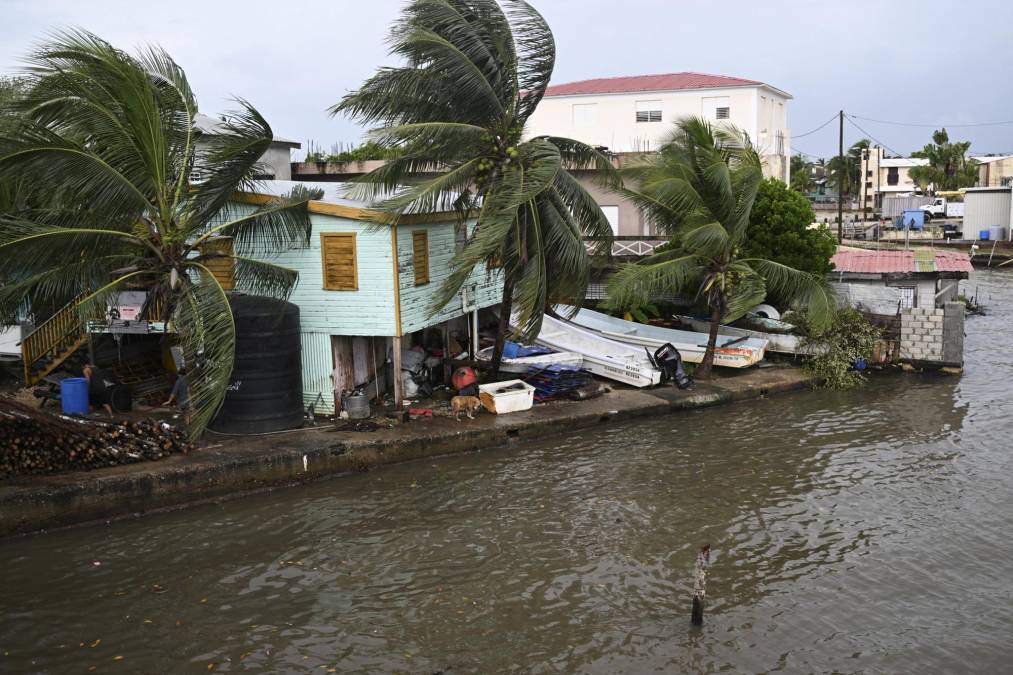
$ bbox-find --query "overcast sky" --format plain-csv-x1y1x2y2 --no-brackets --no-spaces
3,0,1013,159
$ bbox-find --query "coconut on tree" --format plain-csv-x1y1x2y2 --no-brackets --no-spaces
331,0,618,374
0,31,313,436
607,116,835,378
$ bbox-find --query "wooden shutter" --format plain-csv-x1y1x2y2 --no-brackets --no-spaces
412,230,429,285
200,237,235,290
321,233,358,290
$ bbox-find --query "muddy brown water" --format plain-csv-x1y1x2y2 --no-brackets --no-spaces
3,271,1013,673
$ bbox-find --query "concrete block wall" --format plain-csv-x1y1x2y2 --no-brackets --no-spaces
900,307,945,362
941,302,966,366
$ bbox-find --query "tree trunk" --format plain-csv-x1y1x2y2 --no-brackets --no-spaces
489,274,515,379
697,301,723,380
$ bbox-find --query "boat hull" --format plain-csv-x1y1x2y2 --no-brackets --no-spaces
560,307,767,368
672,315,804,355
522,315,661,388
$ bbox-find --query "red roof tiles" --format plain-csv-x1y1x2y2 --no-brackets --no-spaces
543,72,764,97
830,249,973,274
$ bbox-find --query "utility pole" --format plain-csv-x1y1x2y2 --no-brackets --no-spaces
837,110,844,242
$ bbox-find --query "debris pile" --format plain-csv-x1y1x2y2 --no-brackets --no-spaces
0,399,192,479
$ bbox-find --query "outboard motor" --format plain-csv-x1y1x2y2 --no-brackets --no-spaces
650,343,693,390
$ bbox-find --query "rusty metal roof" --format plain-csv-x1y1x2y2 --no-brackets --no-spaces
831,249,973,274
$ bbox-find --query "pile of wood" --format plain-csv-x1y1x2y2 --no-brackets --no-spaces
0,398,193,479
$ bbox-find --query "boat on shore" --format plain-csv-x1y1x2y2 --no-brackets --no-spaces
475,346,584,374
671,314,806,356
519,313,661,388
559,306,767,369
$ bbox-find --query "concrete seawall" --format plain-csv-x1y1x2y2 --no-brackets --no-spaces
0,367,812,538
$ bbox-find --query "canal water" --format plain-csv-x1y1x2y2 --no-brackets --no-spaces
3,271,1013,674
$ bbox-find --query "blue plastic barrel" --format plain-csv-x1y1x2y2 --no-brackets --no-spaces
980,229,990,241
60,377,89,415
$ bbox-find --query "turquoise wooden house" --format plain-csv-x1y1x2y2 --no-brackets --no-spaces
227,181,503,413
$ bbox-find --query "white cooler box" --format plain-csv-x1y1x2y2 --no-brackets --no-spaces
478,379,536,414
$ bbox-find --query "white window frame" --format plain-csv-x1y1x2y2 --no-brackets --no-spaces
702,96,731,121
600,205,620,236
635,100,662,123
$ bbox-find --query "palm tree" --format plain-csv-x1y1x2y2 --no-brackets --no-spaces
331,0,617,374
607,117,834,378
0,31,312,436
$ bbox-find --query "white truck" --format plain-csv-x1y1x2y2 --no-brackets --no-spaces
920,197,964,221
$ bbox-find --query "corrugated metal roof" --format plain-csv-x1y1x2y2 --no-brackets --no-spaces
543,72,779,97
831,249,972,274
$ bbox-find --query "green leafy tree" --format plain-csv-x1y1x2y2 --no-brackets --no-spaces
0,31,313,437
331,0,617,374
909,128,978,191
607,117,835,378
744,178,837,276
827,139,869,198
789,154,814,193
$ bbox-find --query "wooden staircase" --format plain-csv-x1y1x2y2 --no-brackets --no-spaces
21,293,90,386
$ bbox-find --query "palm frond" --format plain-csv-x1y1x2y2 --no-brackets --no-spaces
744,258,835,330
184,100,275,228
505,0,555,119
172,267,236,439
606,254,706,311
217,256,299,299
191,197,312,255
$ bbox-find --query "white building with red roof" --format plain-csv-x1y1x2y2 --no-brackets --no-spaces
527,72,792,181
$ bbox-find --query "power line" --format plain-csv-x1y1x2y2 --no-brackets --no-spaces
844,115,904,157
849,113,1013,129
793,113,839,139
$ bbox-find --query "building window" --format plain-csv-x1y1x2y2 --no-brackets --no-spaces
865,181,873,188
898,286,915,309
775,130,785,155
321,233,358,290
703,96,730,121
200,237,234,290
887,167,899,186
572,103,598,126
635,100,662,123
866,170,873,178
715,107,730,119
601,205,620,236
412,230,430,286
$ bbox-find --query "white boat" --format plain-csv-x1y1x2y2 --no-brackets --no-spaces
672,314,805,356
559,306,767,369
475,346,584,374
519,314,661,388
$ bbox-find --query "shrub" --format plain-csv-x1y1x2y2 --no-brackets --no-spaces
797,308,880,389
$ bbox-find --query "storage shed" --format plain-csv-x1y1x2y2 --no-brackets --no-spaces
963,186,1012,240
829,249,972,314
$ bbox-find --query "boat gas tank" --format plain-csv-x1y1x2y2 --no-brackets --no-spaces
209,295,303,434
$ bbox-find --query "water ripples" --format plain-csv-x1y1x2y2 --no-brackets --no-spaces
4,269,1013,673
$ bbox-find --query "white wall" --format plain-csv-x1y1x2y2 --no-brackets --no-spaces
526,85,791,179
831,279,938,314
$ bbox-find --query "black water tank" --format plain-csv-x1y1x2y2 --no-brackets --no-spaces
209,295,303,434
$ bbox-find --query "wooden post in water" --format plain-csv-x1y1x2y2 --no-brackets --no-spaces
691,544,711,626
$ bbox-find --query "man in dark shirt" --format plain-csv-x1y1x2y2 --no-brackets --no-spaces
83,362,114,417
